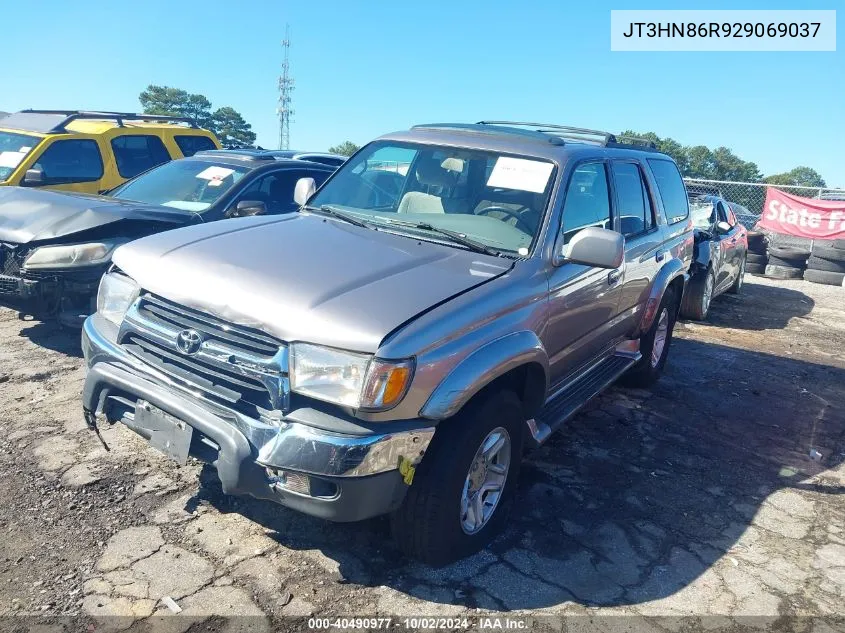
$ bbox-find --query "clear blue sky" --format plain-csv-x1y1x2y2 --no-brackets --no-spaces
2,0,842,185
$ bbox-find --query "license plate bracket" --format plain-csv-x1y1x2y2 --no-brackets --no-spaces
135,401,193,465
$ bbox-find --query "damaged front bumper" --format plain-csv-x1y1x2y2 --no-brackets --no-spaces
0,247,103,325
81,314,435,522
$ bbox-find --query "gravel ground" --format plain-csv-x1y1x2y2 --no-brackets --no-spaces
0,275,843,631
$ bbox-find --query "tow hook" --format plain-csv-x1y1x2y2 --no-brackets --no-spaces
83,408,110,451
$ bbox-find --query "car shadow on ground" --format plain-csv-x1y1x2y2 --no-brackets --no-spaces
17,317,83,358
703,277,814,331
198,337,845,610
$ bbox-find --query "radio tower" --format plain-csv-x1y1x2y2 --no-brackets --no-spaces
277,24,294,150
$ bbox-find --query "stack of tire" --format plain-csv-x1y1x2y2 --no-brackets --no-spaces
765,245,810,280
804,240,845,286
745,231,768,276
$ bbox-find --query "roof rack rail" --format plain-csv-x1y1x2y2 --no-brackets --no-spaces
194,148,276,161
19,109,199,133
475,121,658,150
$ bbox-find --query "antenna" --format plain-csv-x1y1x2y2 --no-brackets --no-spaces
277,24,295,150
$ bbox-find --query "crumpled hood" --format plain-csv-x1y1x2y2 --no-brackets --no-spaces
0,187,197,244
113,213,512,352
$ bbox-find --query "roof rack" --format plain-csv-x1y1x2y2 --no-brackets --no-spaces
18,109,199,133
194,148,276,161
475,121,658,150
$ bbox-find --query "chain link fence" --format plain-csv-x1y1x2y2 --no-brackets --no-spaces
684,178,845,249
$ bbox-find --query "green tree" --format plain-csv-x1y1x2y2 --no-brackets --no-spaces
139,85,254,146
328,141,360,157
212,106,256,148
764,166,826,188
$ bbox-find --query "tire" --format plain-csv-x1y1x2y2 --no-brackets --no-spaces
767,253,808,269
747,231,767,252
807,255,845,274
680,268,714,321
620,285,677,388
390,390,523,565
810,243,845,262
803,269,845,286
727,256,746,294
746,263,766,275
765,264,804,279
747,253,768,265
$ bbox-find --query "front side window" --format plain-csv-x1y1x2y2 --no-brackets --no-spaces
238,169,331,214
175,135,217,157
111,135,171,178
0,131,40,182
111,159,249,212
612,162,654,237
309,142,556,255
690,201,716,229
648,158,689,224
34,139,104,183
560,162,611,244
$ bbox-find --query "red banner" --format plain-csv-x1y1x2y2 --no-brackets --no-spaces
758,188,845,239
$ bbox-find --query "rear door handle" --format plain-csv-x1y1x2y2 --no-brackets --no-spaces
608,270,622,285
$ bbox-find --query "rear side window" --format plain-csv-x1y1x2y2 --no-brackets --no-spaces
647,159,689,224
111,135,171,178
560,162,612,244
175,135,217,157
34,139,103,183
611,162,655,237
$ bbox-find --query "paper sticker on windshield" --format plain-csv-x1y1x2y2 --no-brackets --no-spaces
196,166,235,182
0,151,26,169
19,146,32,154
487,157,553,193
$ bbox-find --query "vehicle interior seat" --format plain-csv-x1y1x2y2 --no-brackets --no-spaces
397,157,464,214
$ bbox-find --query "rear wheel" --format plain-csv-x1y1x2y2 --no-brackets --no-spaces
620,286,677,388
727,255,746,294
390,390,523,565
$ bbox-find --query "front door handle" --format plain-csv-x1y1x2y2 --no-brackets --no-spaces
655,250,667,263
608,269,622,285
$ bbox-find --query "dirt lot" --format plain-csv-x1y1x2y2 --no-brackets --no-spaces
0,275,843,631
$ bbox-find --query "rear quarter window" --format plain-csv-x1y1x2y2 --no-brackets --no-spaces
647,159,689,225
111,135,171,178
175,135,217,157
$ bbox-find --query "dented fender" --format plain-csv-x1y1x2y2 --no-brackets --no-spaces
420,330,549,420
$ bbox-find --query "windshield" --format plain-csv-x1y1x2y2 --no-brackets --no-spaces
308,141,556,255
689,201,716,229
0,131,40,182
111,159,249,211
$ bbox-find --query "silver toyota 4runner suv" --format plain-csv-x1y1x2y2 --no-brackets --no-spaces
81,122,693,565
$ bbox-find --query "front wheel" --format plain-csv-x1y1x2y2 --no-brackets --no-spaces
619,286,678,388
680,268,714,320
390,390,524,566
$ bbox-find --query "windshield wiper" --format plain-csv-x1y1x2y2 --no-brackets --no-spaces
304,204,373,229
383,219,499,256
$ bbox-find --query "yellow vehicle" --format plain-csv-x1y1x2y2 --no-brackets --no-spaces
0,110,220,194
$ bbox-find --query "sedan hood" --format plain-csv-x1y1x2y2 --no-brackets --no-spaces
0,187,197,244
113,213,512,352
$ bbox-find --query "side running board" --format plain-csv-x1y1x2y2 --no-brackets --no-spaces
526,352,641,447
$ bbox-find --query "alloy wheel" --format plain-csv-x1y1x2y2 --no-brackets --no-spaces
460,427,511,535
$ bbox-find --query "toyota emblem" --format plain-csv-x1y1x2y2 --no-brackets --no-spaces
176,329,203,355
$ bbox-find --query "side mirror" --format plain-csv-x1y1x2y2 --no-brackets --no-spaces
22,167,45,186
293,177,316,207
562,227,625,269
716,221,732,234
229,200,267,217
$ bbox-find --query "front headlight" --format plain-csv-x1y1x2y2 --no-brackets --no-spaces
290,343,414,410
24,239,126,270
96,272,139,326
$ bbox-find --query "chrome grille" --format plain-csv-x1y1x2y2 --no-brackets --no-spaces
118,294,289,417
